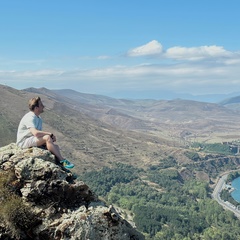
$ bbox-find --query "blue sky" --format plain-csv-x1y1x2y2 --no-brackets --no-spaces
1,0,240,99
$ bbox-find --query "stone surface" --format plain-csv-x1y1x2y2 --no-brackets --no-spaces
0,143,144,240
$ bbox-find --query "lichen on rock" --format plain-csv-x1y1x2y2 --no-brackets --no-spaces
0,143,144,240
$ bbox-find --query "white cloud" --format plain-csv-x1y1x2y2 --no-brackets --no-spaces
165,45,233,60
2,40,240,97
3,58,240,95
127,40,238,62
127,40,163,57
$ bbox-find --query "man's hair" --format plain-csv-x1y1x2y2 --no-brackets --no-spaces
29,97,41,111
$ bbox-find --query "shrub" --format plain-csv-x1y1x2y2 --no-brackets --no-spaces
1,195,40,237
185,151,200,161
0,170,40,238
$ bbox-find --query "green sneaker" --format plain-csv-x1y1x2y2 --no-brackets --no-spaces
60,159,74,169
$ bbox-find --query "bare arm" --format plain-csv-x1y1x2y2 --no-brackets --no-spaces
30,127,52,138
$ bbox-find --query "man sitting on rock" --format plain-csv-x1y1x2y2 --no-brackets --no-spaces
16,96,74,169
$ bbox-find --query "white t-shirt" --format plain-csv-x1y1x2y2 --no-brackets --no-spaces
16,111,42,147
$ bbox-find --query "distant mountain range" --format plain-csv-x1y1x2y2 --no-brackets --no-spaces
104,89,240,103
1,84,240,173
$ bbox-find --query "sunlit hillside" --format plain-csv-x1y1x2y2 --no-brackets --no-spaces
2,84,240,239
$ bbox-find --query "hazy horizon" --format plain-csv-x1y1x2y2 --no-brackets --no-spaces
1,1,240,99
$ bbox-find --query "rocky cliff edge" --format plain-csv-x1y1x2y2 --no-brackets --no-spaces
0,143,144,240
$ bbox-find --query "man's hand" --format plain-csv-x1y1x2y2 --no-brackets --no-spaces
51,133,56,142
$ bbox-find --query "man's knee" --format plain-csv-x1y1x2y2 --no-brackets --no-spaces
44,134,52,142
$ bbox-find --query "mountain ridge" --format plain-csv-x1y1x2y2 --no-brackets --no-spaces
3,85,240,238
2,84,240,173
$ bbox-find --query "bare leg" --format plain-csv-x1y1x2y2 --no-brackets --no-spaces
36,135,64,161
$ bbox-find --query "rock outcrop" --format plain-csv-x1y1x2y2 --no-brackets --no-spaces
0,143,144,240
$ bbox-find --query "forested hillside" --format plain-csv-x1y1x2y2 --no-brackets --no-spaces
2,85,240,239
81,162,240,239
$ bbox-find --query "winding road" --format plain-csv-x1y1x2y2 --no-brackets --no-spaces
212,173,240,219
